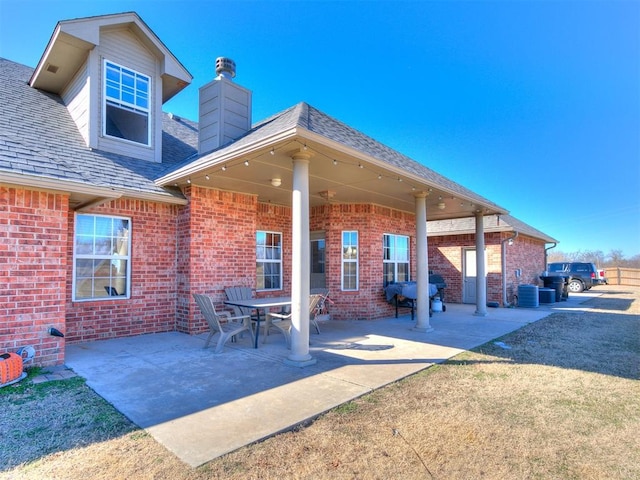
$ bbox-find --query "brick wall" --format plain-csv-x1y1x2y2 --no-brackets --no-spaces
178,186,259,334
3,181,550,366
1,187,68,366
311,204,416,320
504,233,547,304
66,199,180,343
428,231,548,306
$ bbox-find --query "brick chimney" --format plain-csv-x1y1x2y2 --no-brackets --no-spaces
198,57,252,154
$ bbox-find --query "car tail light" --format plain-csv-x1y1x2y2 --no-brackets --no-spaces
591,272,595,278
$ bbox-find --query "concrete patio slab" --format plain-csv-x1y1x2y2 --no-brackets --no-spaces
65,292,597,467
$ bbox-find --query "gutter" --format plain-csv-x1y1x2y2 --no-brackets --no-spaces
2,172,188,207
501,231,519,307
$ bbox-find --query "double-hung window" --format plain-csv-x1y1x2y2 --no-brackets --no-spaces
342,231,358,291
256,231,282,291
73,214,130,300
383,233,409,286
104,60,150,146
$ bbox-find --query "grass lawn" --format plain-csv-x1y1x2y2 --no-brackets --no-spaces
1,287,638,479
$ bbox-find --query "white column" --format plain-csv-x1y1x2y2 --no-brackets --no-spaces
474,211,488,316
413,192,433,332
286,150,316,367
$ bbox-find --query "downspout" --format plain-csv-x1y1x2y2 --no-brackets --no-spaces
544,242,557,268
501,231,519,307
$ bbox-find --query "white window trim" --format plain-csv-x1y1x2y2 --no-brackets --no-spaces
102,59,151,147
341,230,359,291
256,230,283,292
72,213,131,302
383,233,410,284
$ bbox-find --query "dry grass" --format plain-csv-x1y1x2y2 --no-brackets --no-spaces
2,286,638,479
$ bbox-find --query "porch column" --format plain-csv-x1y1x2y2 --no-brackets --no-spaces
413,192,433,332
474,210,488,316
286,150,316,367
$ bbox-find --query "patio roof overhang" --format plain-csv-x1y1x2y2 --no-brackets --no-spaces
156,127,508,221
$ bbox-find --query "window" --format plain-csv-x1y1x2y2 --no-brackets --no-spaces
73,214,130,300
383,234,409,286
342,231,358,291
256,231,282,290
103,60,150,145
311,239,325,275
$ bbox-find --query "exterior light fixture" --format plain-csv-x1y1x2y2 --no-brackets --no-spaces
378,174,382,180
271,178,282,187
205,174,210,180
187,178,191,184
221,165,227,171
437,202,446,210
333,159,338,166
319,190,336,201
270,148,275,155
244,160,249,166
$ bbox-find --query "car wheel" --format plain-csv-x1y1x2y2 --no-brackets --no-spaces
568,280,584,293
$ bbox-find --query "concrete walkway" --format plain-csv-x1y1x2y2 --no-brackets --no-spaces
65,293,596,467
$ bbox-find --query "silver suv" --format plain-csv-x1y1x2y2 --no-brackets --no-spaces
546,262,598,293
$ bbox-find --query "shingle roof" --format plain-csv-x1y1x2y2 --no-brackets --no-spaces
0,58,196,201
2,56,503,214
427,213,558,243
166,102,506,212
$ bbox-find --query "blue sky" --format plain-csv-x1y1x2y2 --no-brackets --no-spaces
1,0,639,257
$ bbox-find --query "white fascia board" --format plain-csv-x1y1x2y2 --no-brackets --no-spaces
1,172,187,206
2,172,120,197
155,127,299,186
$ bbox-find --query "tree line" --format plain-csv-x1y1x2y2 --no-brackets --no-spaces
547,249,640,268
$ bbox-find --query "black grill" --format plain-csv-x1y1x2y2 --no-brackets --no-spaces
429,273,447,301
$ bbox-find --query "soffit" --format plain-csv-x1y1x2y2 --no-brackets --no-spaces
175,135,503,220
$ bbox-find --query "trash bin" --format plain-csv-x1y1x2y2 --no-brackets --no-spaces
541,275,568,302
538,288,555,303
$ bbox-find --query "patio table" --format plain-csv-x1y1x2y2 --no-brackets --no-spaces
224,296,291,348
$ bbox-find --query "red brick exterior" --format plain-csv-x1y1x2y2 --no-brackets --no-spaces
65,199,180,344
428,232,547,306
1,187,68,366
311,204,416,320
177,186,259,334
4,183,548,366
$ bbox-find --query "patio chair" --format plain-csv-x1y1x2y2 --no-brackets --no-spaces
310,288,333,333
193,294,255,353
224,286,259,320
262,294,323,348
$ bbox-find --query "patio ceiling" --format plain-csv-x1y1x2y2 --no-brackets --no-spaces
162,133,506,220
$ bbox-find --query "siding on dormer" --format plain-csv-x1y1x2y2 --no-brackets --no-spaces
95,28,160,162
62,63,90,146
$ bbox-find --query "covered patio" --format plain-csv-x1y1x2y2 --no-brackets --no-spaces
62,296,594,467
157,102,507,366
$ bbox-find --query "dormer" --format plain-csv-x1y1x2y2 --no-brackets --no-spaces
29,12,192,163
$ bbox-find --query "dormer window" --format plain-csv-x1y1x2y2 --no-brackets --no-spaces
103,60,150,146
